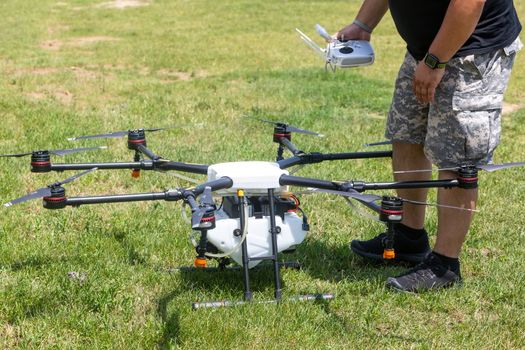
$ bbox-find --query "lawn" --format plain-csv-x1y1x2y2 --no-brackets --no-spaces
1,0,524,349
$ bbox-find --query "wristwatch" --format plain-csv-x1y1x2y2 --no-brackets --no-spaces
423,52,448,69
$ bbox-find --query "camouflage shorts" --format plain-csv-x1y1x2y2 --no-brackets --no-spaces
385,37,522,168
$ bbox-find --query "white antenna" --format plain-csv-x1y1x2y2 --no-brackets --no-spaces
315,24,333,42
295,28,326,59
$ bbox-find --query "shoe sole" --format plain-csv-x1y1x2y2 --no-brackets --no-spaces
386,276,462,293
350,244,431,264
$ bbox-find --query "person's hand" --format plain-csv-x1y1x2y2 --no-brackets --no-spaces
335,23,371,42
413,61,446,104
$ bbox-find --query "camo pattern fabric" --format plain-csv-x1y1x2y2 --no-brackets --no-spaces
385,37,522,168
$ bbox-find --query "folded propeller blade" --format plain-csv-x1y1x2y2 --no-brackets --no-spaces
246,116,323,137
364,140,392,147
3,168,97,207
50,146,108,156
395,161,525,174
285,125,324,137
68,124,194,141
58,168,98,186
1,146,106,158
308,187,381,203
67,131,129,140
400,198,479,212
199,186,214,206
191,186,215,228
0,151,33,158
478,162,525,172
3,188,52,207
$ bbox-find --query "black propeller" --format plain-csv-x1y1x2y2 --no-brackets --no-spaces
246,117,324,137
394,162,525,174
67,125,189,141
3,168,97,207
364,140,392,147
0,146,107,158
190,186,216,228
308,187,381,203
399,197,478,212
311,188,477,213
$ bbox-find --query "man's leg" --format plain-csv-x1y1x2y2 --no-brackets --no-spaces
350,141,433,263
392,141,432,229
434,171,478,258
386,39,520,291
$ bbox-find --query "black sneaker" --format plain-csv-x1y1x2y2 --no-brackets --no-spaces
386,253,462,292
350,227,431,263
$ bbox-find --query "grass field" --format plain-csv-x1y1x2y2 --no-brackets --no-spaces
1,0,525,349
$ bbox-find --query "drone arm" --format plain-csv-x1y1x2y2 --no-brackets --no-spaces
192,177,233,195
346,179,460,192
320,150,392,161
62,177,232,207
136,144,161,161
277,156,303,169
278,137,304,156
280,175,463,193
279,175,342,191
277,150,392,170
50,160,209,175
155,161,209,175
65,190,183,206
50,161,155,172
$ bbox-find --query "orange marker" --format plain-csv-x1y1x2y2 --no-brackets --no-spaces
383,249,395,260
194,257,207,268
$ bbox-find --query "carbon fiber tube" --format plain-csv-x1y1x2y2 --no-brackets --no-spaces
320,150,392,160
359,179,459,191
65,192,176,206
51,161,155,171
155,161,209,174
279,137,303,156
279,175,341,190
136,144,161,160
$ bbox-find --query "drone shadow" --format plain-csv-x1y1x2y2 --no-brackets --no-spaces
156,290,182,350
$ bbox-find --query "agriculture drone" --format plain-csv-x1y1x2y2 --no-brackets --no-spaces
3,119,525,309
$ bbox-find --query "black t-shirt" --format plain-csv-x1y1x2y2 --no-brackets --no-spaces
388,0,522,60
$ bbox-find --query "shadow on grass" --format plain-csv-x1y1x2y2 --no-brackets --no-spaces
112,230,147,266
289,236,406,284
156,290,181,350
4,254,62,271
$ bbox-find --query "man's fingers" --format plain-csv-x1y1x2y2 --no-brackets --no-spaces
413,80,435,104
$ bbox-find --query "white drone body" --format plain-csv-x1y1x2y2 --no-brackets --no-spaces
196,161,308,268
296,24,375,71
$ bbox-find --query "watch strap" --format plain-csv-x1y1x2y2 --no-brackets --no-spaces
423,52,448,69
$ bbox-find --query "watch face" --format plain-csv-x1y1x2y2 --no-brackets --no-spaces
425,54,438,68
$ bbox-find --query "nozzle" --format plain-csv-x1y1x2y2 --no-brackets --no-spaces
383,249,395,260
131,169,141,178
194,257,207,268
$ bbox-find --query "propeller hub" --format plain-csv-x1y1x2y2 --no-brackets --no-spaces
43,186,67,209
127,129,147,150
195,211,216,230
31,151,51,173
379,196,403,223
273,125,291,142
457,165,478,189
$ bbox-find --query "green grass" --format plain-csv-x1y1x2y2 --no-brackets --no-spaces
1,0,525,348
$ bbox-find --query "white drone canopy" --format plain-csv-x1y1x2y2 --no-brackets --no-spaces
207,161,289,195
